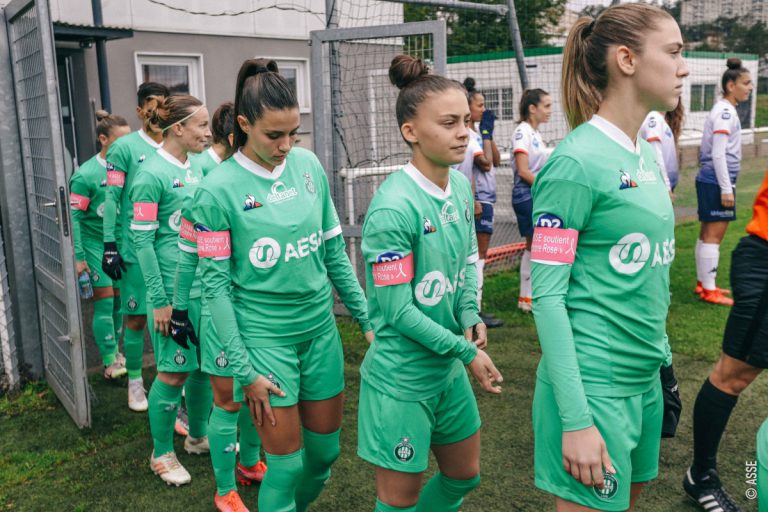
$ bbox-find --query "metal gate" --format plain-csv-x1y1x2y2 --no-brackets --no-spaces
310,20,446,283
3,0,89,426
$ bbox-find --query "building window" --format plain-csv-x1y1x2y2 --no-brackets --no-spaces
477,88,515,120
134,53,205,102
690,83,716,112
272,59,311,113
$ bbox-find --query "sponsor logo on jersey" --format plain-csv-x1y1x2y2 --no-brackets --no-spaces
100,179,107,187
635,157,658,184
138,154,146,163
243,194,262,211
440,202,459,225
127,296,138,312
173,349,187,366
249,230,324,269
267,373,281,395
394,437,415,463
172,178,184,188
722,111,731,120
535,213,564,229
376,251,404,263
619,171,638,190
304,172,316,194
594,473,619,501
414,269,466,307
608,232,675,275
96,203,105,218
185,169,200,184
464,199,471,223
267,181,298,203
215,351,229,369
515,131,523,140
169,210,182,232
649,118,657,128
423,217,436,235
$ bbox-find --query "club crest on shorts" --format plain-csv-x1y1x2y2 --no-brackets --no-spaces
267,373,281,394
173,349,187,366
394,437,415,462
127,296,138,312
593,473,619,501
91,271,100,283
304,172,316,194
215,351,229,369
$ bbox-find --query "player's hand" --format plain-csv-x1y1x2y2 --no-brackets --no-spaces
479,110,496,140
660,364,682,438
76,260,90,275
170,309,199,349
721,192,735,208
468,349,502,394
562,426,615,488
669,190,675,202
364,330,374,344
102,241,126,280
464,322,488,350
153,305,173,337
474,200,483,218
243,375,286,427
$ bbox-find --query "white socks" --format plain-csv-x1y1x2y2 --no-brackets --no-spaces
696,240,720,290
520,250,532,299
476,259,485,311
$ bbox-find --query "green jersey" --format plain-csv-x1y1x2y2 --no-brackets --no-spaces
104,129,162,262
361,164,480,401
130,148,203,308
190,147,222,176
531,116,674,431
69,154,118,259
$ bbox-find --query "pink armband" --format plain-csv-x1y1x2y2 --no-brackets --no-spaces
133,202,159,222
531,227,578,264
69,192,90,211
372,253,414,286
198,231,231,258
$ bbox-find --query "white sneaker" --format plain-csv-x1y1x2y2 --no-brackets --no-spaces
150,451,191,486
115,352,126,366
184,435,210,455
103,360,127,380
128,378,148,412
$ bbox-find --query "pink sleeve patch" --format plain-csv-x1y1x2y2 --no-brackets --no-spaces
197,231,232,258
107,170,125,187
531,227,579,264
69,192,90,211
372,253,414,286
133,202,158,222
180,218,197,243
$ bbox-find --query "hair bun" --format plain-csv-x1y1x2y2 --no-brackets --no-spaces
727,57,742,70
95,109,110,121
389,55,429,90
463,77,476,93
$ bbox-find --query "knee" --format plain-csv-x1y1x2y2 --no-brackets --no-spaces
125,315,146,330
303,429,341,469
712,375,751,395
159,372,188,387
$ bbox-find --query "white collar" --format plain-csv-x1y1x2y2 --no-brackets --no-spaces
233,149,286,181
403,162,451,200
96,154,107,168
138,129,163,149
157,147,190,169
588,115,641,155
207,147,222,165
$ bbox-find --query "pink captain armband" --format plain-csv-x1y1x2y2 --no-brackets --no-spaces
531,227,579,264
372,253,414,286
69,192,90,211
133,202,158,222
197,231,231,258
179,218,197,243
106,169,125,187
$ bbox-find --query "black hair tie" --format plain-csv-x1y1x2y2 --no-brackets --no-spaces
583,18,596,38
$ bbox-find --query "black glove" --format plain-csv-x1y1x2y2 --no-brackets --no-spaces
479,110,496,140
170,309,199,349
660,364,682,438
101,241,126,280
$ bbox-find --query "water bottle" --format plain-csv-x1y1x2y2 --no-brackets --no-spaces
78,272,93,300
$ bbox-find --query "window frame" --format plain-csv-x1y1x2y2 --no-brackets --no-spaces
690,83,717,113
134,52,206,103
267,57,312,114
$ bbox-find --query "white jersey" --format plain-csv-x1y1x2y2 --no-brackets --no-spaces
639,111,678,190
512,121,549,203
697,99,741,188
454,128,484,183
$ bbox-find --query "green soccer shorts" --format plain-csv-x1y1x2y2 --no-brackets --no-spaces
357,370,481,474
148,296,201,373
199,309,233,378
533,377,663,511
120,262,147,315
81,239,114,289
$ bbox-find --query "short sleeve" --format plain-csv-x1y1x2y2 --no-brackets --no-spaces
713,108,734,135
513,125,532,154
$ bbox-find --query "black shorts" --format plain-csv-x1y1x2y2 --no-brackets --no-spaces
475,202,494,235
722,235,768,368
696,181,736,222
512,198,533,238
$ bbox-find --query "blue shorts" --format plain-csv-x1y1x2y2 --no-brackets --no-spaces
513,198,533,238
475,202,494,235
697,180,736,222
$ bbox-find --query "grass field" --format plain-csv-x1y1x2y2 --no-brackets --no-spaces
2,157,768,511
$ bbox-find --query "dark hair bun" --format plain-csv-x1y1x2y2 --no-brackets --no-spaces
463,77,476,93
389,55,429,90
727,57,742,70
95,109,110,122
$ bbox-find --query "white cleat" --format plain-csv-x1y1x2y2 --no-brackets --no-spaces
128,378,148,412
150,451,191,486
184,435,210,455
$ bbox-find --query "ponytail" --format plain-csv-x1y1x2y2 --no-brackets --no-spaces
721,57,749,96
149,95,204,136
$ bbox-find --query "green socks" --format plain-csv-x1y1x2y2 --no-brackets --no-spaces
375,500,416,512
238,406,262,467
208,406,239,496
112,295,123,341
184,370,212,438
92,298,117,366
295,428,341,512
260,450,304,512
147,379,183,456
123,326,144,379
415,472,480,512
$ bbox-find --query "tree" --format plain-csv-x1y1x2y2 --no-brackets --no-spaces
404,0,567,56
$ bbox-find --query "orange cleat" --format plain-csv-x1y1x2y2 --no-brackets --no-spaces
700,288,734,306
236,461,267,485
214,490,250,512
694,281,731,296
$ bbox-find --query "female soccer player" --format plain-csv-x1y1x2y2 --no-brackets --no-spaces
192,101,235,176
130,95,213,486
358,55,502,512
193,58,372,512
70,110,130,378
463,77,503,328
531,5,686,511
694,58,753,306
511,89,552,314
102,82,170,411
683,169,768,512
639,101,683,194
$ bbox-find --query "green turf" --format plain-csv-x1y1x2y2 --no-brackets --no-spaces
1,159,767,511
